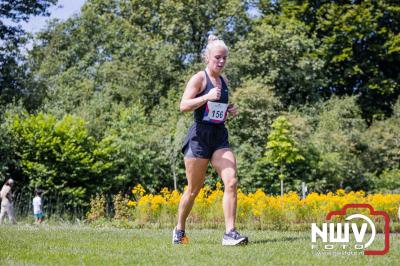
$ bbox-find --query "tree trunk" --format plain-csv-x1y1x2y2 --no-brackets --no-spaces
280,165,284,197
172,167,177,191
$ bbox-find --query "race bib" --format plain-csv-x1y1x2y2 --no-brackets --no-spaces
203,102,228,123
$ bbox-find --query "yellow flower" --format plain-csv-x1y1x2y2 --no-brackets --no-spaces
132,184,146,198
336,189,345,196
129,183,400,225
127,200,136,207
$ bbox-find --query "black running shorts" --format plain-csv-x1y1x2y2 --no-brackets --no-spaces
182,122,229,159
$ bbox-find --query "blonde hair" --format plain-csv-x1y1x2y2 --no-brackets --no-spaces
203,35,228,63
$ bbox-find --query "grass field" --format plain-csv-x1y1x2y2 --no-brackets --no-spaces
0,225,399,265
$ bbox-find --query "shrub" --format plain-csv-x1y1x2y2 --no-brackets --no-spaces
86,194,106,222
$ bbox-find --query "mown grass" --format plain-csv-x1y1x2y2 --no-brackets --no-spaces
0,225,399,265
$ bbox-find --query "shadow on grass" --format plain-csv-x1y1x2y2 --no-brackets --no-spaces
251,236,308,245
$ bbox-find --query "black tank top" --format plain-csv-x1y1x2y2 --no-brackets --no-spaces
194,70,229,125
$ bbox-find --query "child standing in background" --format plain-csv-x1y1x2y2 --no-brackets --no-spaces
33,190,44,223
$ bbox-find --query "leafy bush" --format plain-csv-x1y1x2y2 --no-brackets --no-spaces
113,193,134,221
7,112,119,208
86,194,106,222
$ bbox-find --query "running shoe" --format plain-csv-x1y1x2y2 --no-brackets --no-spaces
172,227,189,244
222,229,248,246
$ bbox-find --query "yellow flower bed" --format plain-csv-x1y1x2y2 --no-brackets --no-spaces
129,183,400,228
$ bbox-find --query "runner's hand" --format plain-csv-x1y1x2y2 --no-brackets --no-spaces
206,87,221,101
227,103,238,117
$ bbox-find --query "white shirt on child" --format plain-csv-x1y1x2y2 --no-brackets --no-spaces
32,196,42,214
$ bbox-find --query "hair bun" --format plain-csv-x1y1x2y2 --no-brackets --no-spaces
203,34,228,63
208,35,219,44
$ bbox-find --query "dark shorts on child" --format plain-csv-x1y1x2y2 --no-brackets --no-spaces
182,122,229,159
34,213,44,219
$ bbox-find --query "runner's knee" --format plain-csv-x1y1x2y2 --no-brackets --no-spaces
186,186,201,199
224,178,238,191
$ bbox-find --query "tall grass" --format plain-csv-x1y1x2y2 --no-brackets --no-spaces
12,191,115,222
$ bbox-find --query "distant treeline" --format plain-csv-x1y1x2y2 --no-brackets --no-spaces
1,0,399,208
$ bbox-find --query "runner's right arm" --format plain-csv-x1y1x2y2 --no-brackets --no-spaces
180,72,220,112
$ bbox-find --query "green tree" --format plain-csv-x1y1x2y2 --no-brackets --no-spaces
361,113,400,175
25,0,253,193
105,104,179,192
0,115,13,182
228,79,283,192
370,169,400,193
7,112,118,208
309,96,368,192
262,115,304,196
29,0,252,116
283,110,321,193
257,0,400,120
361,98,400,191
229,15,326,106
115,0,251,62
0,0,57,109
